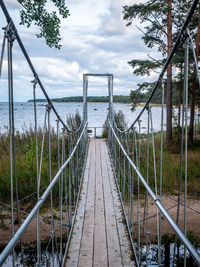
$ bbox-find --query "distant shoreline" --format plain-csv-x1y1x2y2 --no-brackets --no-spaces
27,96,166,107
26,101,166,107
27,95,131,103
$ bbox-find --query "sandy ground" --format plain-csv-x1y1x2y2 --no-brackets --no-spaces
0,204,69,248
127,195,200,242
0,195,200,248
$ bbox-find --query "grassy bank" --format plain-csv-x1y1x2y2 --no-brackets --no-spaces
1,124,200,201
0,127,60,200
103,111,200,197
138,133,200,197
0,112,82,201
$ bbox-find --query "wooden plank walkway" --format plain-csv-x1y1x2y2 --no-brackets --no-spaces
65,139,135,267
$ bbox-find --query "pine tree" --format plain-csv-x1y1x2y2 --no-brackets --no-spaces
123,0,173,144
123,0,200,145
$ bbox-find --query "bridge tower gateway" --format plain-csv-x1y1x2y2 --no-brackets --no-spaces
83,73,114,123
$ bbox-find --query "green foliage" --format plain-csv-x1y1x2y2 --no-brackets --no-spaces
102,110,127,138
102,122,108,139
161,231,200,247
66,110,82,131
18,0,70,49
129,88,147,111
123,0,200,119
161,233,174,245
113,110,128,131
123,1,168,55
124,0,199,55
118,130,200,197
128,59,163,76
187,231,200,247
129,82,165,110
138,134,200,196
0,126,58,200
0,110,83,201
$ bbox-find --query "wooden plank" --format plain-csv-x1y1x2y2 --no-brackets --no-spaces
100,140,123,267
65,139,135,267
93,139,108,266
78,139,96,267
104,141,135,267
65,140,92,267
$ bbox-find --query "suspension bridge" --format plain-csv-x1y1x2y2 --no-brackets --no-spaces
0,0,200,266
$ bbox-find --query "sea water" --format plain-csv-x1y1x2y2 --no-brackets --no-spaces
0,102,167,136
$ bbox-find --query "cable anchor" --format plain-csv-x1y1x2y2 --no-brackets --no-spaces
4,21,16,45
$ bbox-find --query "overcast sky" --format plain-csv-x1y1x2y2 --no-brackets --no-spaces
0,0,158,102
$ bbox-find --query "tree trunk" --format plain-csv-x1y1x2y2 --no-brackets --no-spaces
189,9,200,144
166,0,173,145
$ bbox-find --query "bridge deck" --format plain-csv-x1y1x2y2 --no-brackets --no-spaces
65,139,135,267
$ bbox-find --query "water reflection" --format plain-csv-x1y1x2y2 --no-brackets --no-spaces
2,247,60,267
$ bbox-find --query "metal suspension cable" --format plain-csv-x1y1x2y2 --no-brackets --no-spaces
60,128,65,262
144,108,150,266
189,30,200,89
184,29,189,267
7,24,15,266
32,76,41,266
158,80,165,266
0,30,6,78
149,107,161,266
47,105,56,267
136,121,141,264
0,0,84,134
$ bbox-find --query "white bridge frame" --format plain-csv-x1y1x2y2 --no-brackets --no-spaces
83,73,114,123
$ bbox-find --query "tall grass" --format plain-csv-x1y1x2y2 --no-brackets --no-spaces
0,126,59,201
124,131,200,197
0,111,82,201
66,110,82,131
102,110,128,138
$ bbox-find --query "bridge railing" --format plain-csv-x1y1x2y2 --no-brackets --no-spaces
0,1,88,266
107,0,200,266
0,123,88,266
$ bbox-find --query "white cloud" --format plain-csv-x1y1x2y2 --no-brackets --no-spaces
31,57,82,81
0,0,160,101
5,0,21,8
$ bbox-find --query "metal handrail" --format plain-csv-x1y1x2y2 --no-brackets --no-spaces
108,119,200,266
0,122,88,265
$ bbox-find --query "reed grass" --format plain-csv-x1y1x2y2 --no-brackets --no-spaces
0,111,82,201
0,126,58,201
124,132,200,197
